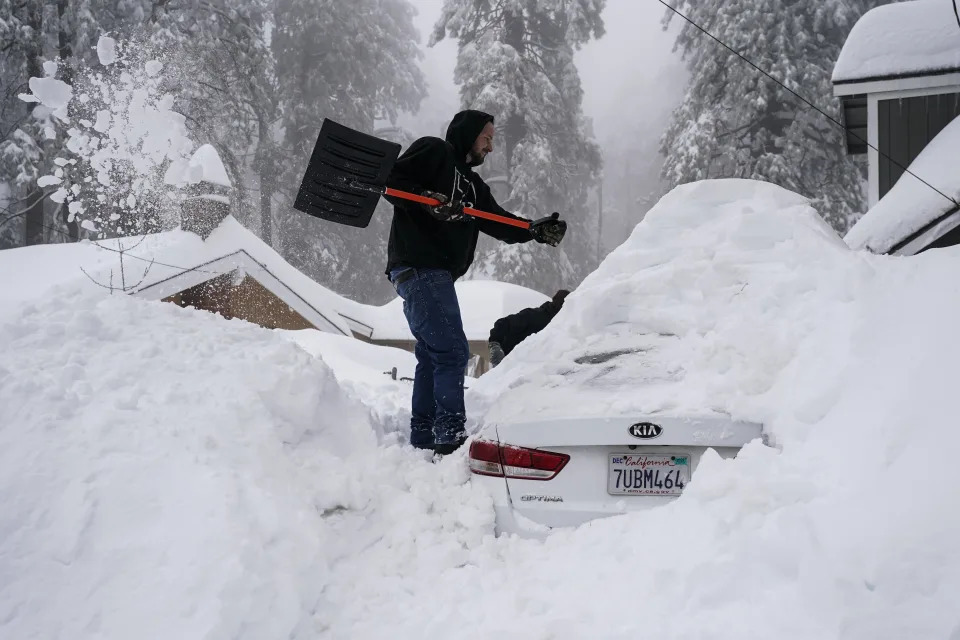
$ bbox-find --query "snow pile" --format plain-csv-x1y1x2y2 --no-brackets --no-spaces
6,179,960,638
0,292,491,639
845,116,960,255
282,329,417,436
833,0,960,83
472,179,860,427
346,180,960,638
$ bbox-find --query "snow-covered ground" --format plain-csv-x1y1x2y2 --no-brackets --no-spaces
4,179,960,639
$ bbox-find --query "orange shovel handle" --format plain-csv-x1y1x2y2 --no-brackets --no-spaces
384,187,531,230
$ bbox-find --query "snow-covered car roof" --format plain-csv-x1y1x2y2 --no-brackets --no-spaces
845,116,960,255
470,179,856,426
833,0,960,85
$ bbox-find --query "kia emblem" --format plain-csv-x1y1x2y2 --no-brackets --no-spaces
628,422,662,439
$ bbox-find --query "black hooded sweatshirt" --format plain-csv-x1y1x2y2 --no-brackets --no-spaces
384,110,532,280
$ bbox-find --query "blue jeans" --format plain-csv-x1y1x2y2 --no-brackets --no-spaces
389,267,469,447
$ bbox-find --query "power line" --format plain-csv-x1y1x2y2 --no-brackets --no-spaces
954,0,960,32
657,0,960,208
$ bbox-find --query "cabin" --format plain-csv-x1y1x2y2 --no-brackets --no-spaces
833,0,960,208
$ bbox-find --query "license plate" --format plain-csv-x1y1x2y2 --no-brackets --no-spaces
608,453,690,496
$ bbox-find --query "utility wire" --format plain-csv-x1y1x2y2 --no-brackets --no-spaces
954,0,960,32
657,0,960,208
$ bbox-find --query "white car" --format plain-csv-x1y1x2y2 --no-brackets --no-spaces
468,415,763,536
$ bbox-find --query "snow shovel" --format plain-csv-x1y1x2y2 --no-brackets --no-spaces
293,118,531,230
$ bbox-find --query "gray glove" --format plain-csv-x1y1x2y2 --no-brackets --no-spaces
530,212,566,246
488,341,505,368
422,191,465,222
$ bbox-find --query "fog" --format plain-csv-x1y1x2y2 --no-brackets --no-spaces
400,0,689,252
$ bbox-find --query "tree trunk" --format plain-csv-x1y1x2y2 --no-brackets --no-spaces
57,0,79,240
24,2,45,246
502,8,527,194
258,116,273,244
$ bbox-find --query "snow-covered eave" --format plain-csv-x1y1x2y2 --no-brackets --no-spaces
132,249,350,336
834,69,960,97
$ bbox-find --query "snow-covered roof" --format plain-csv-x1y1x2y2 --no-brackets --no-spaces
0,215,352,335
470,179,856,424
338,280,549,342
845,116,960,255
833,0,960,85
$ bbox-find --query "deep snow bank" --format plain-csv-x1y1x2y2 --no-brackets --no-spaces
0,293,491,639
5,178,960,639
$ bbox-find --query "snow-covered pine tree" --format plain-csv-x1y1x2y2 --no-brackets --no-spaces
0,0,158,248
146,0,276,242
432,0,605,295
660,0,886,233
269,0,425,303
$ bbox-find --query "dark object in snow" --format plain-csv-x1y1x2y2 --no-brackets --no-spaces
432,436,467,456
489,341,506,367
573,348,644,365
488,290,570,365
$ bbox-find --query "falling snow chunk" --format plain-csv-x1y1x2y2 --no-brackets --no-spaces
145,60,163,77
80,219,98,232
43,61,58,77
126,194,137,209
54,169,63,178
93,110,111,133
71,184,81,196
53,158,69,167
43,127,56,140
37,175,61,188
27,77,72,110
49,188,69,204
80,119,93,128
68,201,84,215
17,93,39,103
109,213,121,221
97,36,117,66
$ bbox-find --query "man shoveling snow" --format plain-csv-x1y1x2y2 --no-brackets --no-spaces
380,110,567,455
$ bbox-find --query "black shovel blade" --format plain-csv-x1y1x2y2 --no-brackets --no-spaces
293,119,402,228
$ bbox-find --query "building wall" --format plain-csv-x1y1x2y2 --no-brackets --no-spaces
165,273,315,331
877,91,960,199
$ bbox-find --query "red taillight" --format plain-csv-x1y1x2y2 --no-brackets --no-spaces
467,440,503,477
468,439,569,481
